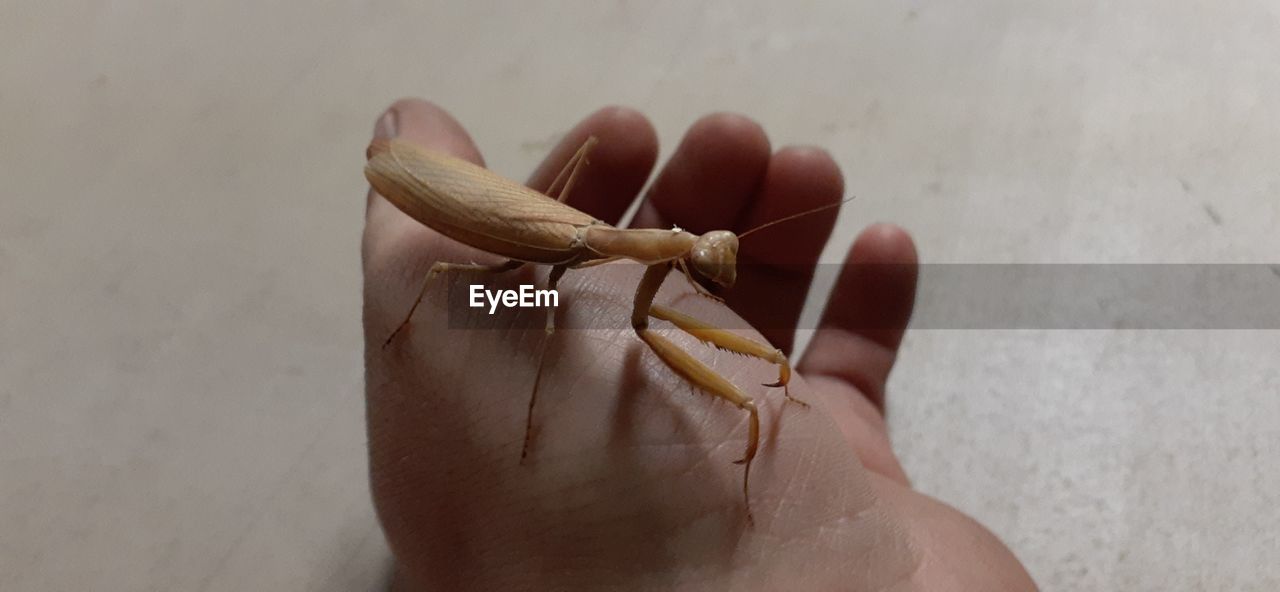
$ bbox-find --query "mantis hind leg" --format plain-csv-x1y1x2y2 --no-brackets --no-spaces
382,259,525,347
521,265,567,462
543,136,598,204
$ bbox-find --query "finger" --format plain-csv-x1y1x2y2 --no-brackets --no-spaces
727,146,844,353
525,106,658,225
800,223,918,407
797,224,917,484
364,109,398,217
630,113,770,231
363,98,485,261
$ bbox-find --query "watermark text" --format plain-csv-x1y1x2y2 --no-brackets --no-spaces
469,284,559,314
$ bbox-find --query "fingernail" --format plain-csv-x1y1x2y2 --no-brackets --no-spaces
374,108,399,139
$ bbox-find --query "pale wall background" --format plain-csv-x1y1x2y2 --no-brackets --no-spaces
3,1,1278,590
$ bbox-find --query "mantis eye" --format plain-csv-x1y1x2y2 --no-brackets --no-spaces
690,230,739,287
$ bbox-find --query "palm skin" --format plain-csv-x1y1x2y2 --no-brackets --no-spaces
362,100,1036,591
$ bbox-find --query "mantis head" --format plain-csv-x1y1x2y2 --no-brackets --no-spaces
687,197,855,289
689,230,739,287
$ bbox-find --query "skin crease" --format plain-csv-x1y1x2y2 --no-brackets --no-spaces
363,99,1039,591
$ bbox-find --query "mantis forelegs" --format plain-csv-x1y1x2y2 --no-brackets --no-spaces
648,305,803,407
675,259,725,304
631,264,773,523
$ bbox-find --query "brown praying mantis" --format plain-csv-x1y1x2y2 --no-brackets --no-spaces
365,135,844,522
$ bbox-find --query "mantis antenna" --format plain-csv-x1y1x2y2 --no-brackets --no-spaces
737,196,856,240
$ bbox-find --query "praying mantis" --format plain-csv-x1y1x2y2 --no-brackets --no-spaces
365,135,841,522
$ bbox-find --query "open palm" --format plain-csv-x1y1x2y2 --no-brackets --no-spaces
362,100,1035,591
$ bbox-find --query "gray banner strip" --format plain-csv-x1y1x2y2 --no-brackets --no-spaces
442,264,1280,330
912,264,1280,329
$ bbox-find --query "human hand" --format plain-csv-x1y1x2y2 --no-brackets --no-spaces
363,99,1036,591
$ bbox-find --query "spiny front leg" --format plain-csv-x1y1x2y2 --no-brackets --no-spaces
676,259,725,304
634,327,761,524
649,304,804,408
384,259,524,347
633,264,760,524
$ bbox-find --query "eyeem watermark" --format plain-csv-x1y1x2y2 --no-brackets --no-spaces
448,264,1280,329
469,284,559,314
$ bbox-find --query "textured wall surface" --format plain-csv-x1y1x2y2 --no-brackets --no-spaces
3,1,1278,589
